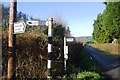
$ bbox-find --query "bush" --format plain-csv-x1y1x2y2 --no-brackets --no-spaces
77,71,101,80
66,42,104,79
2,30,48,78
116,39,120,44
2,25,66,78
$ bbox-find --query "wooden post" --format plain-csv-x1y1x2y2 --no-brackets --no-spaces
8,0,17,79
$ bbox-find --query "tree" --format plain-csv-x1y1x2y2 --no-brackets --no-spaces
17,11,28,22
1,4,9,28
92,13,110,43
103,2,120,40
1,4,30,30
92,2,120,43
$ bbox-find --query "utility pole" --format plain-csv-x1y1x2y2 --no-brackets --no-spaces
47,17,53,79
8,0,17,79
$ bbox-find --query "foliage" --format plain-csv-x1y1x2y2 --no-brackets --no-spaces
69,43,101,72
1,4,9,28
116,39,120,44
77,71,101,80
0,4,29,31
67,42,104,79
2,30,48,78
92,13,110,43
92,2,120,43
16,11,28,22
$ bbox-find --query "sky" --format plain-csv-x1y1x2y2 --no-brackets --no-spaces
2,2,106,37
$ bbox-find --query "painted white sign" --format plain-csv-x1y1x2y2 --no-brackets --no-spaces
14,22,26,34
26,20,39,26
66,37,74,42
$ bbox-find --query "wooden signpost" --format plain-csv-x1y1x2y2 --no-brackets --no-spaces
8,0,17,79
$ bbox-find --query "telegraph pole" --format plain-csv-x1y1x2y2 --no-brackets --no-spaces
8,0,17,79
47,17,53,79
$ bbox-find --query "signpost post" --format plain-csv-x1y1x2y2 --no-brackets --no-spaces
47,17,53,79
64,37,67,71
8,0,17,79
64,37,74,73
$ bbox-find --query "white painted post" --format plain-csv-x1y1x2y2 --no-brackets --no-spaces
64,37,69,71
47,17,53,79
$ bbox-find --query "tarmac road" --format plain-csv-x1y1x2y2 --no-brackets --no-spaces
84,46,120,79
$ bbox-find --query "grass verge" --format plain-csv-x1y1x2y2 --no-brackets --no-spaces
90,43,120,57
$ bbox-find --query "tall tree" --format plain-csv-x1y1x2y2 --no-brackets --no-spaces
103,2,120,40
93,2,120,43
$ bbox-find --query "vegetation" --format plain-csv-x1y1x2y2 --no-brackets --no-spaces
2,29,48,78
63,42,104,79
77,71,101,80
92,2,120,43
1,4,29,30
90,43,120,56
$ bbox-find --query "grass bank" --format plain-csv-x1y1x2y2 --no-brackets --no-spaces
90,43,120,57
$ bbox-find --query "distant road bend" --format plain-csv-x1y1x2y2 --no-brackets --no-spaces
84,46,120,79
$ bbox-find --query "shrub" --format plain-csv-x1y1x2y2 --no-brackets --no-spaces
67,42,104,79
2,30,48,78
77,71,101,80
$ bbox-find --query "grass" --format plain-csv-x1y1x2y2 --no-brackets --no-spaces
90,43,120,57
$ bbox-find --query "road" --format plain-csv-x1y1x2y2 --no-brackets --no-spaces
84,46,120,79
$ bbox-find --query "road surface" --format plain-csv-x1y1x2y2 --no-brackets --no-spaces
84,46,120,79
